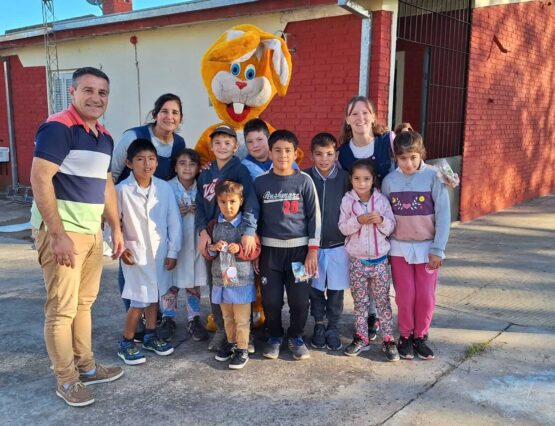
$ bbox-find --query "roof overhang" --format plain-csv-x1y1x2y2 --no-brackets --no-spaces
0,0,336,50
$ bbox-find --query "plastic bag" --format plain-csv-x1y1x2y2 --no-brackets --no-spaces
292,261,316,283
220,243,239,286
435,158,460,188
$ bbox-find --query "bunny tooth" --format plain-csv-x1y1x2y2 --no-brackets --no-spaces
233,102,245,115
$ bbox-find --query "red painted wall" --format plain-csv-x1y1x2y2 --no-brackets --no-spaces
460,1,555,221
2,56,48,188
396,10,468,159
369,11,392,125
263,12,393,165
103,0,133,15
262,14,362,163
396,39,425,134
0,62,10,189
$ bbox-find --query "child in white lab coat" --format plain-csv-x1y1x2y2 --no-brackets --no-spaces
165,149,209,342
116,139,182,365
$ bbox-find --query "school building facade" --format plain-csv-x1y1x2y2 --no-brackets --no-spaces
0,0,553,221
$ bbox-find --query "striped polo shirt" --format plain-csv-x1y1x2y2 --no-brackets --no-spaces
30,104,114,234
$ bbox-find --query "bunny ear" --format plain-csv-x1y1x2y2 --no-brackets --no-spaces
205,30,260,63
260,36,292,96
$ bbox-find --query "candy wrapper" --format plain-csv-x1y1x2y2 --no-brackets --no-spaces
292,262,316,283
220,243,239,286
435,158,460,188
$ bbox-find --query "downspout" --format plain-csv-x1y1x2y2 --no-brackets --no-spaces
338,1,371,96
2,58,18,190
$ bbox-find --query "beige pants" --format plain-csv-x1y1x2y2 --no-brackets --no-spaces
220,303,251,350
36,229,103,386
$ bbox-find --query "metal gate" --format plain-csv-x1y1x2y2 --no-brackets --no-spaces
394,0,472,159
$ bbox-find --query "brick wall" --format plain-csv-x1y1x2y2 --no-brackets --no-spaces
262,14,362,162
263,12,393,165
6,56,48,187
103,0,133,15
369,11,392,125
460,1,555,221
0,62,9,189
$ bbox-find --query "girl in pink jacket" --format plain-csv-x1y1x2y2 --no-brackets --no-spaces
338,159,398,361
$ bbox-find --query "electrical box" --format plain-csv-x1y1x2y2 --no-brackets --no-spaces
0,147,9,162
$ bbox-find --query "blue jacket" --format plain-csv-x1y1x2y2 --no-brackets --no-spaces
116,125,186,183
303,166,350,248
337,132,393,183
195,156,259,236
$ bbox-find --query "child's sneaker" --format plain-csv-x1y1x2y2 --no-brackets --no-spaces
229,349,249,370
156,317,176,342
56,382,95,407
262,336,282,359
413,336,435,360
344,336,370,357
142,336,174,356
287,336,310,360
208,329,227,352
248,333,255,354
188,316,209,342
368,314,379,341
118,340,146,365
383,340,400,362
397,335,414,359
215,341,236,362
310,323,326,349
325,327,342,351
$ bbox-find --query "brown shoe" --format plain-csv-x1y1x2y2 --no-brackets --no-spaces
79,363,124,386
56,382,95,407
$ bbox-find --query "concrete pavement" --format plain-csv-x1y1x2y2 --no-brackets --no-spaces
0,194,553,425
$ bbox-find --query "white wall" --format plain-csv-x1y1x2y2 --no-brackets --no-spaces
15,15,286,145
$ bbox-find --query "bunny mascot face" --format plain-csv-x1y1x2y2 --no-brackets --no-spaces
195,24,296,165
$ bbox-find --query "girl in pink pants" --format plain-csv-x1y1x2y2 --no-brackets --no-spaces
381,131,451,360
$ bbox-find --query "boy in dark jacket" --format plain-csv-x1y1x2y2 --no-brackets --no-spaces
254,130,321,361
304,133,350,351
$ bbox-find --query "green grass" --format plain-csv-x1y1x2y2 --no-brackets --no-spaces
465,341,490,359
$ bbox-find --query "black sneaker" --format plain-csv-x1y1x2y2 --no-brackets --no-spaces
215,341,236,362
229,349,249,370
156,317,176,342
325,327,342,351
344,336,370,357
310,323,326,349
368,314,379,341
188,316,209,342
383,340,400,362
413,336,435,360
397,335,414,359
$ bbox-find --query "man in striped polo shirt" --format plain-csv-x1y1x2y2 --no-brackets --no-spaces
30,67,125,407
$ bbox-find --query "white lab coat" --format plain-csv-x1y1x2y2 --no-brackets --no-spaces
168,177,208,288
117,173,182,303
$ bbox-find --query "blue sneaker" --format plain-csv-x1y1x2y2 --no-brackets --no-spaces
262,336,282,359
143,336,174,356
118,341,146,365
287,336,310,360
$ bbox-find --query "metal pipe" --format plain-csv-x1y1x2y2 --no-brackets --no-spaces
338,1,371,97
2,58,18,190
359,16,372,96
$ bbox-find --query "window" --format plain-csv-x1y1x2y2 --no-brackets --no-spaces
53,71,73,113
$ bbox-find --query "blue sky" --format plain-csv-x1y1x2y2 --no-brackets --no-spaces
1,1,184,34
